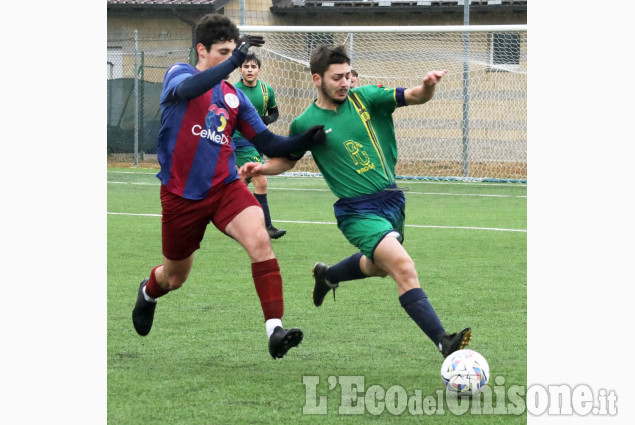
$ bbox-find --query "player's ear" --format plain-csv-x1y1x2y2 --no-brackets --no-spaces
312,73,321,88
196,43,207,59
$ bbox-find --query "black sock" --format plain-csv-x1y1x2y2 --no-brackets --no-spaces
399,288,446,346
254,193,272,227
324,252,366,284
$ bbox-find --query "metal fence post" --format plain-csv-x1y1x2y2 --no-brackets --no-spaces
133,29,139,168
461,1,470,178
349,33,354,69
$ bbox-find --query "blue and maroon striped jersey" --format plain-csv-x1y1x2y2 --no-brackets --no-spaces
156,62,267,200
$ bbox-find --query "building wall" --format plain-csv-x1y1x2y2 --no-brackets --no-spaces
107,0,527,37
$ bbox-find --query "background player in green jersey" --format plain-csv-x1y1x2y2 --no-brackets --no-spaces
240,44,471,359
234,53,286,239
350,69,359,88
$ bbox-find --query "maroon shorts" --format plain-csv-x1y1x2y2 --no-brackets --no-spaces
160,180,260,261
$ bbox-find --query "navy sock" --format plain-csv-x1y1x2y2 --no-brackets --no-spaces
254,193,272,227
324,252,366,284
399,288,446,346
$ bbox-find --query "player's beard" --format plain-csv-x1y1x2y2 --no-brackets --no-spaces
320,80,348,105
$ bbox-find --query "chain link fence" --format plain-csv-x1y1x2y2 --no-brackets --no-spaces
107,32,194,167
107,26,526,182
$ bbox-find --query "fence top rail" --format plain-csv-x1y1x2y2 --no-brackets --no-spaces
238,24,527,33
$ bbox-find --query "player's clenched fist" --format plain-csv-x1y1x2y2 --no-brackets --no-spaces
423,70,447,86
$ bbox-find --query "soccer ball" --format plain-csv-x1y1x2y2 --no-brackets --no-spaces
441,349,490,397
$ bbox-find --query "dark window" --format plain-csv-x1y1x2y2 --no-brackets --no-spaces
490,32,521,71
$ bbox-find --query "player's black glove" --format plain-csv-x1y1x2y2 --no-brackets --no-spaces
249,125,326,160
236,35,265,55
301,125,327,146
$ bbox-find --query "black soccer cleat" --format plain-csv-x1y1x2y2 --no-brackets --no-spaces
132,278,157,336
267,225,287,239
268,326,303,359
439,328,472,358
312,262,338,307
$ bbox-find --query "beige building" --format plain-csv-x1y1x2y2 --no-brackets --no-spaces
107,0,527,42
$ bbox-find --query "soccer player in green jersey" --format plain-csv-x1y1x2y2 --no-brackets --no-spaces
234,54,286,239
240,44,472,358
350,68,359,88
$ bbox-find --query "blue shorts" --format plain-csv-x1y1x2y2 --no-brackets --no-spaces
333,184,406,261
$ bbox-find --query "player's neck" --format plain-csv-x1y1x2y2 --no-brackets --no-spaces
195,62,209,72
315,95,340,112
242,79,258,88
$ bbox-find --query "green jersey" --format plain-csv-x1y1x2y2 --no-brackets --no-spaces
234,79,277,118
233,79,277,149
289,85,402,199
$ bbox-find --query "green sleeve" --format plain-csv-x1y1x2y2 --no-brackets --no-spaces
289,118,298,137
358,84,398,115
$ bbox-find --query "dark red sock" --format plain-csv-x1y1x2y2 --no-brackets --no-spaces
252,258,284,321
144,265,169,299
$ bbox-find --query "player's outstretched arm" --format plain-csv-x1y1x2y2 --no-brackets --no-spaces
175,35,265,100
239,158,297,180
248,125,325,160
404,70,447,106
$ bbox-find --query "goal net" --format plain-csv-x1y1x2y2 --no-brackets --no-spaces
234,25,527,182
107,25,527,182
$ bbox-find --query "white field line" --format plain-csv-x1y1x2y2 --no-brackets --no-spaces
107,212,526,233
109,181,160,186
107,181,526,198
107,172,527,188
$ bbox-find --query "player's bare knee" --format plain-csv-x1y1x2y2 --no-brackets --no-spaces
362,256,389,278
253,175,267,192
246,233,275,262
392,257,417,281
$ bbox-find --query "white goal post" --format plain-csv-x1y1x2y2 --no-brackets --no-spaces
235,24,527,182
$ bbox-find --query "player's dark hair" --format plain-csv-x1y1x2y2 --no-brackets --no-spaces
309,44,350,76
351,69,359,77
243,53,262,68
194,14,240,51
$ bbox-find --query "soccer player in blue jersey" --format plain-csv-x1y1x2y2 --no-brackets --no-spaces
131,14,325,359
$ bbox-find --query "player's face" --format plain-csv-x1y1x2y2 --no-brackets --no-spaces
240,61,261,86
350,74,358,89
197,40,236,72
318,63,351,106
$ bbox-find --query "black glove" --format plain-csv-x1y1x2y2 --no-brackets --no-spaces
261,115,271,126
250,125,325,160
302,125,326,146
236,35,265,55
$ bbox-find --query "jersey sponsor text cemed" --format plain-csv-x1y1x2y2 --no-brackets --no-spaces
192,124,230,145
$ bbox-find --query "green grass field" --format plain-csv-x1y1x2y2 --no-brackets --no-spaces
107,167,527,424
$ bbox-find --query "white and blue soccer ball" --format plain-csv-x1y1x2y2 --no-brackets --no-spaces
441,349,490,397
